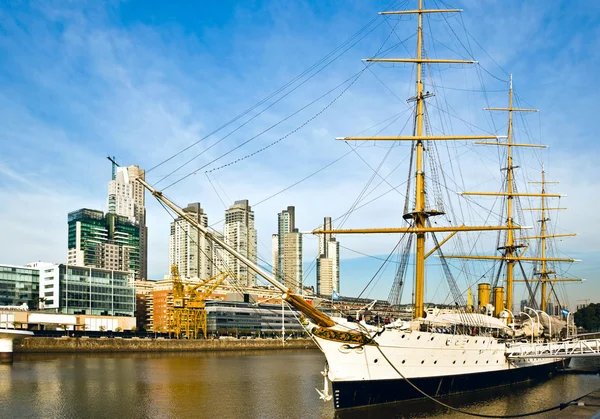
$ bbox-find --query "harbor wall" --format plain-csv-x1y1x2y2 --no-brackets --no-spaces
14,337,317,353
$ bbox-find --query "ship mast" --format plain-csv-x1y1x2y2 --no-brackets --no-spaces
454,77,578,317
522,170,578,311
322,1,520,319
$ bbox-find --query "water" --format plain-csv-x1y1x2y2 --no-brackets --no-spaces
1,350,599,419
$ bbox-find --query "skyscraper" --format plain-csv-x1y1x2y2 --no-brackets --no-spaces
223,200,257,287
169,203,213,280
317,216,340,297
276,206,303,293
67,208,140,279
271,234,279,278
107,165,148,280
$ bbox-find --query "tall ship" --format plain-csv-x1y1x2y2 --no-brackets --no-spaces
139,1,588,411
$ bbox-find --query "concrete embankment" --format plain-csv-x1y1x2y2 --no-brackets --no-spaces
14,337,317,353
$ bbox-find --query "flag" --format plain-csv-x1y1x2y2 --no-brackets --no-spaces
561,309,569,316
332,290,340,301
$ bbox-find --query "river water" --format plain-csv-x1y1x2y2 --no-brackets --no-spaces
1,350,599,419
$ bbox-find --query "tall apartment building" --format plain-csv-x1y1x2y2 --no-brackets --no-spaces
107,165,148,280
271,234,278,278
276,206,302,293
211,231,228,275
169,203,213,280
223,200,257,287
317,216,340,297
67,209,140,279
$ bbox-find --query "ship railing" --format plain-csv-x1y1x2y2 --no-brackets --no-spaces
506,338,600,359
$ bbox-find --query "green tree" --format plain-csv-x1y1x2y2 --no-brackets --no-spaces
58,324,69,336
574,303,600,332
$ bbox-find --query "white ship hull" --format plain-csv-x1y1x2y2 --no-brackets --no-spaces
311,320,566,409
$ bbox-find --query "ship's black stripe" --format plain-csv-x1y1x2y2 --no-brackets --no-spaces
332,360,567,409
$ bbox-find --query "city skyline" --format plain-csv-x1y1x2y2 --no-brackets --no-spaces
0,1,597,309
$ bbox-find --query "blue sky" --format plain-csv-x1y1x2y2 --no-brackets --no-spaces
0,0,599,310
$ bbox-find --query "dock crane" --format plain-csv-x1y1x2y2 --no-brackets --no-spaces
167,267,230,339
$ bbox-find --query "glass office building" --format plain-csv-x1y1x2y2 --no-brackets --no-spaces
39,264,135,317
205,301,304,336
67,209,140,280
0,264,39,308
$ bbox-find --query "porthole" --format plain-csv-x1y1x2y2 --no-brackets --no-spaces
402,360,406,364
475,340,478,343
374,359,378,364
475,361,478,364
421,360,425,364
417,336,421,340
434,360,437,364
486,361,489,364
463,361,466,364
453,360,456,364
467,340,469,343
401,334,405,339
430,337,434,341
496,360,499,363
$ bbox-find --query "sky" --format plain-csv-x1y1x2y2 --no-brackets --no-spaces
0,0,599,310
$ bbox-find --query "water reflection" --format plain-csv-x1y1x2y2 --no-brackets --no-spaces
0,351,598,419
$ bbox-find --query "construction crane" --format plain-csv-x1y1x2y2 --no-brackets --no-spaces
167,268,230,339
106,155,120,180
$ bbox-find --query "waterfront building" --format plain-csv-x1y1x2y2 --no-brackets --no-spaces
169,202,213,280
223,200,257,287
0,264,40,308
0,308,135,332
38,264,135,317
276,206,303,293
67,209,140,280
316,217,340,297
205,301,304,336
107,165,148,280
134,280,154,331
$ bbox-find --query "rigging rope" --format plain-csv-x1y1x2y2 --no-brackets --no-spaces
387,233,413,306
146,3,398,176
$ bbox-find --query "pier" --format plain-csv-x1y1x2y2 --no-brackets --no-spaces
0,329,34,363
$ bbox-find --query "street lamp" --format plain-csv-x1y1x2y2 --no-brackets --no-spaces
537,310,552,339
524,307,540,342
520,311,534,344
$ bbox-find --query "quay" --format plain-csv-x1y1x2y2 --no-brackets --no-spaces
13,336,317,353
